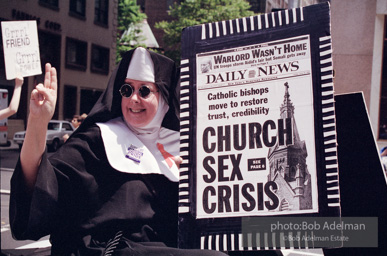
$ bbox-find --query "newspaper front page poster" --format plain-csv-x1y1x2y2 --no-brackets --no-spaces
195,35,318,219
178,2,341,251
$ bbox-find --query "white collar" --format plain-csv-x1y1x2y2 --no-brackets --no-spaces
97,117,180,182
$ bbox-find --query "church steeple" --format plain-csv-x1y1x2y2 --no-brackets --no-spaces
280,82,295,119
267,81,312,211
294,163,304,197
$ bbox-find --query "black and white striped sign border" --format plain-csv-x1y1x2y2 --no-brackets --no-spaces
319,35,340,208
179,58,191,214
201,7,304,40
179,8,339,212
200,231,325,251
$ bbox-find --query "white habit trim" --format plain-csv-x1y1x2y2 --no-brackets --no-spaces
97,117,180,182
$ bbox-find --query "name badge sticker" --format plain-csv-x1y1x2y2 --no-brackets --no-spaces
126,144,144,163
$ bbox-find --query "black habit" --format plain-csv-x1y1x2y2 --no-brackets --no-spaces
9,49,226,256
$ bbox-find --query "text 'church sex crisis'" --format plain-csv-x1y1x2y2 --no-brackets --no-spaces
200,118,293,214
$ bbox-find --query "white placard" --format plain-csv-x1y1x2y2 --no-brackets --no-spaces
195,35,319,218
1,20,42,80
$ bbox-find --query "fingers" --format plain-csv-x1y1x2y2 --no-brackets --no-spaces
39,63,57,100
44,63,51,88
28,63,57,121
50,66,57,91
31,84,45,101
34,83,52,101
44,63,57,91
174,156,183,169
30,87,43,102
33,62,57,99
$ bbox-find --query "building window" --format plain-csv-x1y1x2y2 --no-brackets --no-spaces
91,44,109,75
379,17,387,140
64,85,77,120
66,37,87,71
248,0,266,13
94,0,109,27
69,0,86,19
39,0,59,10
81,89,103,115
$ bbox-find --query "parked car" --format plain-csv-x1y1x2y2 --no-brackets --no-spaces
13,120,75,152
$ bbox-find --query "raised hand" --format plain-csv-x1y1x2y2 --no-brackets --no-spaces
29,63,57,123
20,63,58,190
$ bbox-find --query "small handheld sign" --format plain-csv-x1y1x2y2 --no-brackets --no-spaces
1,20,42,80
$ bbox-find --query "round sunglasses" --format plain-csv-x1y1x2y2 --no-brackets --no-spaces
119,83,158,99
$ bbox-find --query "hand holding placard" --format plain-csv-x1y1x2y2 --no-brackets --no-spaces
0,75,24,120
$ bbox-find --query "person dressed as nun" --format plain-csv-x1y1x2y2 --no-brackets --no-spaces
10,48,227,256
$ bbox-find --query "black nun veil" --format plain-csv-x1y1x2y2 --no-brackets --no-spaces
78,48,180,134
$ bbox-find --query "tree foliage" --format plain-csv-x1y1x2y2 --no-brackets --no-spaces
116,0,147,63
156,0,255,62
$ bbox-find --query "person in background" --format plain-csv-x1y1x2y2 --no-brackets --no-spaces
64,114,88,142
71,114,81,129
0,76,23,120
72,113,88,129
10,48,227,256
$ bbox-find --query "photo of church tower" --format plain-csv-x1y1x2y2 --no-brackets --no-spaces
267,82,313,211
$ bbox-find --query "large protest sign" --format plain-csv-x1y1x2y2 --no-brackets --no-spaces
1,20,42,80
178,3,341,251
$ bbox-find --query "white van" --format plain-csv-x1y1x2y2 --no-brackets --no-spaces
0,88,9,146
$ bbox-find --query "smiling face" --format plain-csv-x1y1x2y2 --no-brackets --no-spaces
121,78,159,128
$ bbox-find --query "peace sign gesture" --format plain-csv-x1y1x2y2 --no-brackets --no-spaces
29,63,57,123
